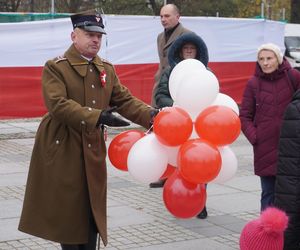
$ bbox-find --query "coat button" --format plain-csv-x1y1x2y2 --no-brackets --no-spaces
88,107,92,111
90,69,93,72
92,100,96,104
81,120,86,125
91,84,95,88
56,140,60,144
88,144,92,148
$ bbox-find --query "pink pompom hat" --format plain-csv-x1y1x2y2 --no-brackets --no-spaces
239,207,288,250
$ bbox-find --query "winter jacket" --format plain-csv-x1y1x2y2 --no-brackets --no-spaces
18,44,152,245
151,23,192,106
274,88,300,250
239,58,300,176
154,33,209,108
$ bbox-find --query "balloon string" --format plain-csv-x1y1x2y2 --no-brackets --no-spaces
145,125,153,135
146,108,161,135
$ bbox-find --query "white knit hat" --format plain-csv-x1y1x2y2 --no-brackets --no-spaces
257,43,283,64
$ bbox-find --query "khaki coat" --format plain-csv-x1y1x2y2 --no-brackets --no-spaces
18,44,152,245
151,23,191,106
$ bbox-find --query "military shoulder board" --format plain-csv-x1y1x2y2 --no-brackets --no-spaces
54,55,67,63
101,58,113,66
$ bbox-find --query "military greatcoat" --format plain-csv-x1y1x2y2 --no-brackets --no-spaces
18,44,152,245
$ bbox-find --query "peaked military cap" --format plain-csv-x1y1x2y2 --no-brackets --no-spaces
71,9,106,34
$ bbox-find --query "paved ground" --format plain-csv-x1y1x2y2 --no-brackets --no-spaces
0,118,261,250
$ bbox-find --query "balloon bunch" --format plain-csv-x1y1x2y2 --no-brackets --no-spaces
108,59,241,219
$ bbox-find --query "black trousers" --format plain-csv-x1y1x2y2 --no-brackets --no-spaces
60,215,98,250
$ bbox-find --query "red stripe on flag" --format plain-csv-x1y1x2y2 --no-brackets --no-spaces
0,62,255,119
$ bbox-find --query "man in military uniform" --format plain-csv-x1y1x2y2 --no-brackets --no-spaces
18,10,155,250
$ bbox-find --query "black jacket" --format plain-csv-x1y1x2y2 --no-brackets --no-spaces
274,88,300,250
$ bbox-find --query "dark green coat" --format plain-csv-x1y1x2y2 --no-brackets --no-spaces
18,44,152,245
155,66,173,108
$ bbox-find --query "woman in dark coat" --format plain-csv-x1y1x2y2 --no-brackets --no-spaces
274,87,300,250
151,33,209,219
154,32,209,108
240,43,300,211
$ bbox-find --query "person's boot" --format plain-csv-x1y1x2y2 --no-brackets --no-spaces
196,206,208,219
149,178,167,188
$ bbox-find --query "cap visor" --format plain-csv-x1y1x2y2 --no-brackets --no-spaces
82,26,106,34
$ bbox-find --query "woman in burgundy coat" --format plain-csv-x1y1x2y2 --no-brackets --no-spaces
239,43,300,211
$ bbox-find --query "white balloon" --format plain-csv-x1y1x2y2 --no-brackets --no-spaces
173,101,200,121
175,69,219,118
211,146,238,184
169,59,206,100
127,133,168,184
212,93,240,115
164,145,180,167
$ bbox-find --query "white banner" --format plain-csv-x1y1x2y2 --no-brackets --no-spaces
0,15,285,67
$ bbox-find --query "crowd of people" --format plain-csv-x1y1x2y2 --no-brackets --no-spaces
16,3,300,250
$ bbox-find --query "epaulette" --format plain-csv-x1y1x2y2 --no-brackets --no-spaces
101,58,113,66
54,55,67,64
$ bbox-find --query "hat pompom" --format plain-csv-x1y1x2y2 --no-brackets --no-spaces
260,207,288,234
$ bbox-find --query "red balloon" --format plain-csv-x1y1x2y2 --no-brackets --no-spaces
153,107,193,146
195,105,241,146
163,170,206,219
178,138,222,183
160,164,176,179
108,130,144,171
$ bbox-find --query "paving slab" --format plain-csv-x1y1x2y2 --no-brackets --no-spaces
130,238,236,250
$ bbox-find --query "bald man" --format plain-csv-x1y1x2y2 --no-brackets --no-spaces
151,4,192,107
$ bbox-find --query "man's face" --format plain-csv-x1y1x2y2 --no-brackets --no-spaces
71,28,102,58
160,5,179,30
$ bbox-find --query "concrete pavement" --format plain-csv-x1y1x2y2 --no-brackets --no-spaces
0,118,261,250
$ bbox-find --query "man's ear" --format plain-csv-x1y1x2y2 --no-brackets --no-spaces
71,31,75,42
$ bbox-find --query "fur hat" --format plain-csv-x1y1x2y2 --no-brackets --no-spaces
257,43,283,64
239,207,288,250
168,33,209,68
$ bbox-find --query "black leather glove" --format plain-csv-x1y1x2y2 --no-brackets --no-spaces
149,108,160,127
98,106,130,127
